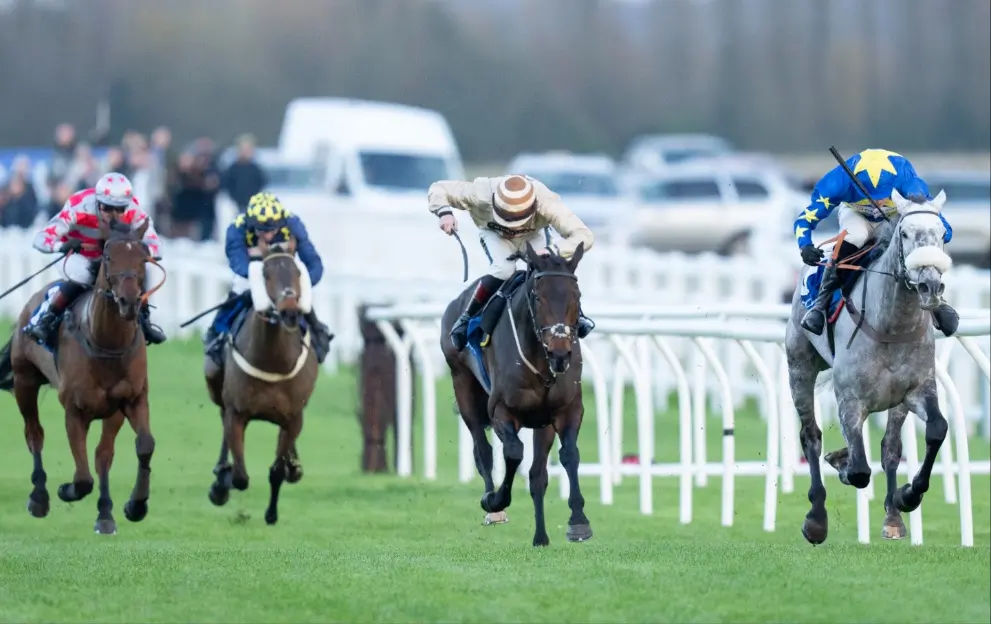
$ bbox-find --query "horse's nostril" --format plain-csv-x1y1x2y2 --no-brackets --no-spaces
917,282,929,295
937,283,945,296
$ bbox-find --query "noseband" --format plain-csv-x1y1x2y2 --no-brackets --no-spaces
255,252,302,331
98,239,150,306
893,209,946,293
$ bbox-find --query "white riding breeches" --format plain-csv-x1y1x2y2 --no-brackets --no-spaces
479,228,553,280
838,205,881,248
60,253,158,291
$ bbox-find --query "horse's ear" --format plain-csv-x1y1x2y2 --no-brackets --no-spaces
525,241,538,264
98,217,111,239
891,188,909,213
135,218,150,241
567,242,585,272
931,189,947,211
288,235,298,256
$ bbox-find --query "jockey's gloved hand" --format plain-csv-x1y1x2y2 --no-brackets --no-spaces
801,244,824,267
60,239,83,254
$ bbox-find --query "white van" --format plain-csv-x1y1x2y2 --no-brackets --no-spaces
278,97,466,208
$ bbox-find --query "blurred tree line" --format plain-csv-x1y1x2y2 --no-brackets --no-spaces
0,0,988,161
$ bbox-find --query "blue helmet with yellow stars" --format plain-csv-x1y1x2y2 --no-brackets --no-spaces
245,192,287,232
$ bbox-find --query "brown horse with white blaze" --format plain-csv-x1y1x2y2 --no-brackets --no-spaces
204,237,319,525
0,219,165,534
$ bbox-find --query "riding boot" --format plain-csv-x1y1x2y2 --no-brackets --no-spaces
800,241,858,336
303,309,334,364
932,299,960,337
451,275,504,352
577,305,595,339
204,291,248,367
23,281,87,345
139,302,167,345
801,263,842,336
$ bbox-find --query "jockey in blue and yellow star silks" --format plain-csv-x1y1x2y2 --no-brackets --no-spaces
202,192,333,365
795,148,958,337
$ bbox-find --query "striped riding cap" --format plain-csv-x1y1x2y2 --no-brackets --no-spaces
491,175,537,229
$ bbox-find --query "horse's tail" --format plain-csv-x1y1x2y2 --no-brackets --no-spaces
814,369,834,396
0,332,14,392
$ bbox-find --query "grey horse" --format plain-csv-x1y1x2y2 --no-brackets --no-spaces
785,188,954,544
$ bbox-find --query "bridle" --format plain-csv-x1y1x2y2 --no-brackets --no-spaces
506,258,580,386
254,251,303,332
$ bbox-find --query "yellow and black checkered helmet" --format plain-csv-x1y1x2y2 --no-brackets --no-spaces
245,192,287,232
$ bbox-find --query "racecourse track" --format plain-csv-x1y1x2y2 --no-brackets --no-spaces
0,330,988,623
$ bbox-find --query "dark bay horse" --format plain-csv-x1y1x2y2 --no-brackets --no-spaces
440,241,591,547
204,238,319,525
0,219,165,534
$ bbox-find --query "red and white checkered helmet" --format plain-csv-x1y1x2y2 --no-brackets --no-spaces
94,172,134,208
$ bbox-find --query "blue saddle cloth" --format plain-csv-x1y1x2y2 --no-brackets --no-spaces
462,271,528,394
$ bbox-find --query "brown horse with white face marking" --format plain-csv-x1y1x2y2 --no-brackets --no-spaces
440,242,591,547
0,219,164,534
204,238,319,525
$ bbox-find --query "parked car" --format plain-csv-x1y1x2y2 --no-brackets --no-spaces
629,158,819,256
922,169,991,267
504,151,637,244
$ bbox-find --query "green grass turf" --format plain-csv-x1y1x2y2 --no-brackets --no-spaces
0,328,988,623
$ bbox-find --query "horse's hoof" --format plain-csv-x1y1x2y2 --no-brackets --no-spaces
123,499,148,523
482,511,508,525
567,523,593,542
823,448,848,471
26,491,50,518
286,464,303,484
802,514,828,545
231,474,249,491
893,483,922,513
480,491,505,514
208,483,230,507
264,508,278,526
57,481,92,503
533,533,550,547
881,516,907,540
94,517,117,535
846,469,871,489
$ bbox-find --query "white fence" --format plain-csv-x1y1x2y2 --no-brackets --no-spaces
364,302,991,548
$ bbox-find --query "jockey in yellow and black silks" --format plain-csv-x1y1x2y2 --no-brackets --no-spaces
795,149,957,337
203,192,333,365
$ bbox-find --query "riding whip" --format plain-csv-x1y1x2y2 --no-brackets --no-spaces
179,300,230,328
828,146,891,222
452,230,469,282
0,253,68,302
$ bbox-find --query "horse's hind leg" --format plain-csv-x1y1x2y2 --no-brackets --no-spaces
481,403,523,516
122,392,155,523
786,333,829,544
895,382,948,513
93,413,125,535
880,405,909,539
451,369,502,524
209,408,232,506
13,372,49,518
286,443,303,484
58,406,95,503
555,402,592,542
265,419,302,526
529,427,555,547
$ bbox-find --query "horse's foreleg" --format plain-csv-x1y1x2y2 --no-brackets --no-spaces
896,384,947,513
285,442,303,484
265,419,301,526
451,370,502,523
225,408,250,491
123,392,155,523
836,396,871,489
880,404,908,539
480,404,522,515
14,375,48,518
555,403,592,542
58,408,94,503
209,408,232,506
93,413,125,535
529,427,555,547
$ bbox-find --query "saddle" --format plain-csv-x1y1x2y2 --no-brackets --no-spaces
800,243,883,325
463,270,528,394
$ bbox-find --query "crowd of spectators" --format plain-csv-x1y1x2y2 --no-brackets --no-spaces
0,123,268,241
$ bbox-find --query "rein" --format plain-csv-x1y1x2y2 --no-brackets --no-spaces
506,263,579,387
813,209,942,345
